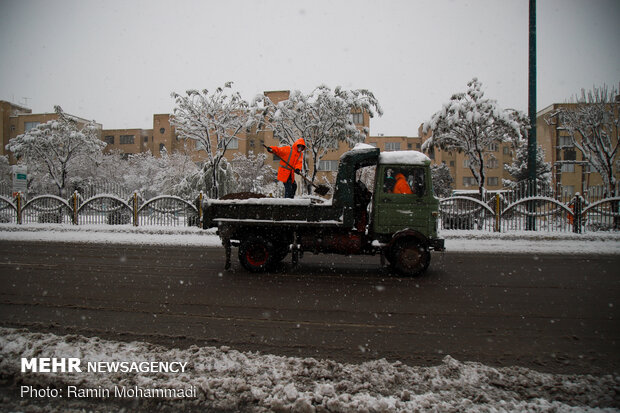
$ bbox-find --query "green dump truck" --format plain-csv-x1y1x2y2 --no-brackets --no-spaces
203,144,444,276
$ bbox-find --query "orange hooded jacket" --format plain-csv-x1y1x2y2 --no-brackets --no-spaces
393,173,413,194
269,138,306,183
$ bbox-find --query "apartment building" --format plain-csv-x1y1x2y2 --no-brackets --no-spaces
0,100,102,161
102,114,176,158
418,124,515,191
536,103,618,197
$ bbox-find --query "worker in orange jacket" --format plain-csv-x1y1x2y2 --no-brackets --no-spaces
267,138,306,198
392,173,413,194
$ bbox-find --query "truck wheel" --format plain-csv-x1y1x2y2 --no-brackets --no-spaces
239,235,274,272
389,239,430,277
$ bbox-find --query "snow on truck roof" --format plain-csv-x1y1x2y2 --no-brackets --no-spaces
347,143,430,166
378,150,431,165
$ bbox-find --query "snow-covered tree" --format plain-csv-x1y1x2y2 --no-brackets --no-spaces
93,150,129,188
430,163,454,198
175,158,237,200
254,85,383,186
171,82,257,198
422,78,528,197
547,84,619,198
230,151,276,194
6,106,105,196
503,143,552,192
0,156,11,185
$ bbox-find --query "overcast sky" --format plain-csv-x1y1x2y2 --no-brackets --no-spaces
1,0,618,136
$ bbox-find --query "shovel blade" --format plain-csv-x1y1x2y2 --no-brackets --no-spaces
314,185,330,196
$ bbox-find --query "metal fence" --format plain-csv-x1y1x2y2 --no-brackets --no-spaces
439,181,620,233
0,191,202,227
1,181,618,233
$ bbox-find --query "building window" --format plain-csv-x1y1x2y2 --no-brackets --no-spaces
318,160,339,172
558,135,573,147
563,148,576,161
367,142,377,147
217,137,238,150
159,128,165,134
561,163,575,172
407,143,413,149
351,113,363,125
385,142,401,151
488,143,499,152
144,136,148,143
503,146,511,155
463,177,477,187
24,121,40,132
104,135,115,145
487,177,499,186
449,161,455,167
487,159,499,169
120,135,135,144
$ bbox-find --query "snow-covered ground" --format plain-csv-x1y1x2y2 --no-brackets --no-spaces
1,224,619,412
1,327,618,413
1,223,619,255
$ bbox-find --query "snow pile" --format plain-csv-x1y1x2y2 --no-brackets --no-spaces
1,328,617,412
0,223,223,247
1,224,619,255
440,229,620,255
208,197,313,205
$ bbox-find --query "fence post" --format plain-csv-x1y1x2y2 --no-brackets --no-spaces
572,193,582,234
494,193,501,232
198,191,203,227
16,192,22,225
72,191,78,225
133,192,139,227
526,179,536,231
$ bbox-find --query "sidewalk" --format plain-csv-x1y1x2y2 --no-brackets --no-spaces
1,224,619,255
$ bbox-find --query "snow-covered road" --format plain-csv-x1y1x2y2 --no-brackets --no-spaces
1,224,619,412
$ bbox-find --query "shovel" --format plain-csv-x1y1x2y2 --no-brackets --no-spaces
263,144,330,196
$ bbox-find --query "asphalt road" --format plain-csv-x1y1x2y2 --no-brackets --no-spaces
0,240,618,374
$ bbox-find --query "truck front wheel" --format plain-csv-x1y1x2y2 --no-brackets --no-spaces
389,238,430,277
239,235,274,272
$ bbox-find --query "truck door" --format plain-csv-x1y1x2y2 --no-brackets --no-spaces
373,166,429,234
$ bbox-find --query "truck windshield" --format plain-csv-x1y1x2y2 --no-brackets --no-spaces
383,167,426,195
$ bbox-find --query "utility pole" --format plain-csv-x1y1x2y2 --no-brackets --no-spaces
527,0,537,230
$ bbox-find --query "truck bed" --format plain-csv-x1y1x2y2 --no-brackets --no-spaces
204,197,344,228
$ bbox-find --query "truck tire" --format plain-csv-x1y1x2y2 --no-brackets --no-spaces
239,235,274,272
389,238,430,277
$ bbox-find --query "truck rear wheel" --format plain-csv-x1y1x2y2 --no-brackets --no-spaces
389,238,430,277
239,235,274,272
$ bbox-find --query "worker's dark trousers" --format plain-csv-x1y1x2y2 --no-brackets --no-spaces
283,177,297,198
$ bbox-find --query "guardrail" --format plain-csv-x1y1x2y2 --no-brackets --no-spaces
0,191,203,227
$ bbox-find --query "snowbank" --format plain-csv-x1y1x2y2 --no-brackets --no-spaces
1,327,617,412
0,224,619,255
